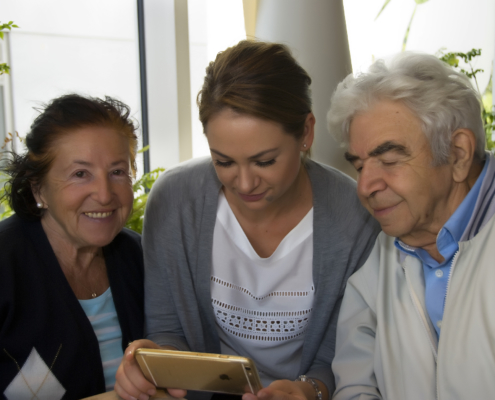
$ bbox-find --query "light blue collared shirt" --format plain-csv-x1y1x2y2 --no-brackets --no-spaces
395,160,488,337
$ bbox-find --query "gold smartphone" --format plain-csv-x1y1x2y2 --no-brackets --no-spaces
135,349,263,395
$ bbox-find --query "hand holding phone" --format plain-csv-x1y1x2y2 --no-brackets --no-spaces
135,349,263,395
114,340,187,400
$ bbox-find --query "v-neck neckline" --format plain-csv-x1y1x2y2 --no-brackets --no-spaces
216,191,313,261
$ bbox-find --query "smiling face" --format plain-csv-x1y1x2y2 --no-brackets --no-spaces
346,100,459,247
206,108,313,214
35,126,134,250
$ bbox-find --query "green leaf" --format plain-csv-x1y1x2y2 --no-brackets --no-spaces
375,0,392,20
125,167,165,233
415,0,430,4
137,145,150,154
0,63,10,75
402,3,418,52
465,48,481,61
439,53,459,67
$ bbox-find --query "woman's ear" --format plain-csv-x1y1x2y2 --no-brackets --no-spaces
301,112,316,151
450,128,477,183
31,182,46,208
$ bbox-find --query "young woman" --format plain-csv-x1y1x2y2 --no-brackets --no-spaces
115,41,380,400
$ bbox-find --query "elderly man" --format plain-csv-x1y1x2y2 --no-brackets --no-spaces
327,52,495,399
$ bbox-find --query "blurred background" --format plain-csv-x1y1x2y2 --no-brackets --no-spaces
0,0,494,178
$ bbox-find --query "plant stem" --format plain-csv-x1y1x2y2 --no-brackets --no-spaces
402,3,417,52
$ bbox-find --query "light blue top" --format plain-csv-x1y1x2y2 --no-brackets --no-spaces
395,159,488,337
79,287,123,391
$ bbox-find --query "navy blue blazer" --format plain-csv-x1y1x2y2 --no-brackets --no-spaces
0,215,144,399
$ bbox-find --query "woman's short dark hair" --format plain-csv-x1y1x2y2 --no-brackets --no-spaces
197,40,312,139
3,94,138,220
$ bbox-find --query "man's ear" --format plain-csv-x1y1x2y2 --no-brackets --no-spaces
300,112,315,151
450,128,477,183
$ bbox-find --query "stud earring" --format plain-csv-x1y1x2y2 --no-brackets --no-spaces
303,143,307,148
36,202,43,208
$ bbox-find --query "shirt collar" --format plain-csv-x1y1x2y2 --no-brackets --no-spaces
395,159,489,267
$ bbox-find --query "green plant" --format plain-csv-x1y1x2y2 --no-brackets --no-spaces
125,166,164,234
438,49,495,152
375,0,430,51
0,171,14,219
0,21,18,75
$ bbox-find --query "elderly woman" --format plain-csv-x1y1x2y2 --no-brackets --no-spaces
116,41,380,400
0,94,143,399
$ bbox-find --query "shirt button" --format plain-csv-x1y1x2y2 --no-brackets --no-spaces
437,320,442,328
435,270,443,278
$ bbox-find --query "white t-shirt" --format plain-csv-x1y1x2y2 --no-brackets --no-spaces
211,192,314,387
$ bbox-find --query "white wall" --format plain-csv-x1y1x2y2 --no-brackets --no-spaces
344,0,495,94
0,0,141,159
188,0,245,159
3,0,493,173
142,0,182,170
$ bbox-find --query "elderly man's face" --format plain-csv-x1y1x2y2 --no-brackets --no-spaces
346,100,455,246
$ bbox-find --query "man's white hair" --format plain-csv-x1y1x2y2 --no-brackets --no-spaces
327,52,485,165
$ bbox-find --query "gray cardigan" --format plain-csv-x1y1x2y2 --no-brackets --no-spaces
142,157,380,398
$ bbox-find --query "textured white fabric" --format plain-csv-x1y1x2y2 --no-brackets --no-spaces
211,192,314,386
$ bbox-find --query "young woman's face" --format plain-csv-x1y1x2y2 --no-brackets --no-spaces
206,108,314,213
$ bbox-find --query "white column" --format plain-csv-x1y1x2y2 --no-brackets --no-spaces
255,0,355,177
144,0,192,170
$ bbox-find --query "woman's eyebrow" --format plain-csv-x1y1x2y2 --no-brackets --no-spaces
210,147,279,159
70,159,128,167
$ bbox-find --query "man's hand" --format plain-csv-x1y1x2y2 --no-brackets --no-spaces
114,339,187,400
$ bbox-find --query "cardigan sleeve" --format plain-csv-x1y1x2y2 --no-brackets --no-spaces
304,295,343,395
331,242,382,400
142,159,217,353
142,169,192,351
301,160,381,396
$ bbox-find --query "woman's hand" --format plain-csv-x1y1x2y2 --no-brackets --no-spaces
114,339,187,400
242,379,328,400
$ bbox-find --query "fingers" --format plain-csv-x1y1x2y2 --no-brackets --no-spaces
252,380,307,400
127,339,162,357
243,393,259,400
167,388,188,398
114,339,161,400
115,380,152,400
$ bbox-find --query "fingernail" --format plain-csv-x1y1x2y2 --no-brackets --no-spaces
139,394,149,400
148,389,156,396
129,397,138,400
